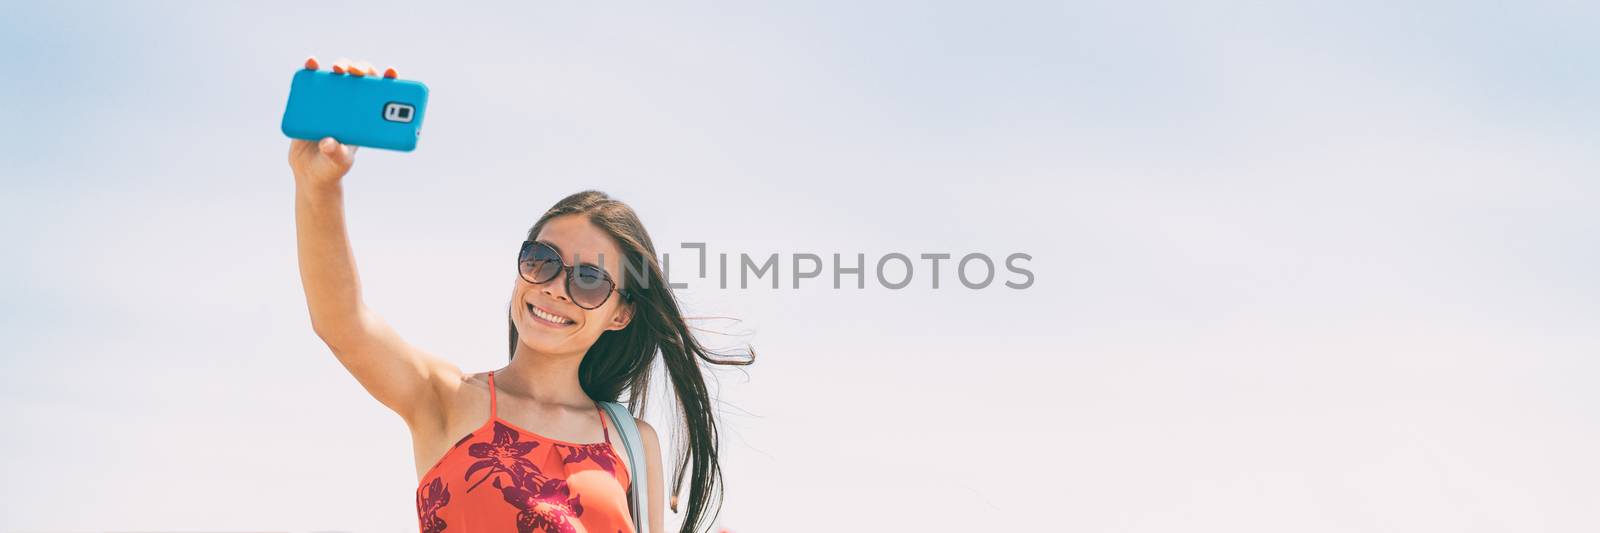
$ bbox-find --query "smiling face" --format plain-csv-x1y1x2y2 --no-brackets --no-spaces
512,214,635,355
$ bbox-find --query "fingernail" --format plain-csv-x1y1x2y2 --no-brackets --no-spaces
304,56,319,70
349,65,366,77
383,67,398,79
331,64,345,74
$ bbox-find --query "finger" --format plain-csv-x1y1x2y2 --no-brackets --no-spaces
336,143,357,166
319,137,356,164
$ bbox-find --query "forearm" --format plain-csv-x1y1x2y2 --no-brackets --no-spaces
295,181,366,339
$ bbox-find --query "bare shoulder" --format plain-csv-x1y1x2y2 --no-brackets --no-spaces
634,417,658,440
407,360,470,433
437,366,488,414
432,358,472,391
611,417,662,473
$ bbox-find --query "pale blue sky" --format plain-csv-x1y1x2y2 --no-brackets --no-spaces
2,1,1597,532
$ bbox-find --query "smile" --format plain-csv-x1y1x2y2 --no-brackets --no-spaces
527,302,575,327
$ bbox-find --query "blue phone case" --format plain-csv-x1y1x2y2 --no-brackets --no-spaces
280,69,429,152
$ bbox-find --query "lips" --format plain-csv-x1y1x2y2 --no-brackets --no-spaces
526,302,574,327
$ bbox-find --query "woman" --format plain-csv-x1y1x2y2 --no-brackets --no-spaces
290,133,752,532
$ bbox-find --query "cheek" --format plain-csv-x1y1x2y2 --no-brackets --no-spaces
579,308,620,331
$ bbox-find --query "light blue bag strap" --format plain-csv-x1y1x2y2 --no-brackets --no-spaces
599,401,649,533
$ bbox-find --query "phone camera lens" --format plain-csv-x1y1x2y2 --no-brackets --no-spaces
384,102,415,123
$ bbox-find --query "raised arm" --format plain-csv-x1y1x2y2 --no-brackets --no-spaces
290,134,461,429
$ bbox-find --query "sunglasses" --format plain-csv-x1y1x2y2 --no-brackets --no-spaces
518,240,627,310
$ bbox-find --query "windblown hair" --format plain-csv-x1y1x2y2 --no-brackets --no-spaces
507,190,754,532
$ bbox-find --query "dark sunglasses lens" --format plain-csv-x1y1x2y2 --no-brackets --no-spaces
519,243,562,283
569,266,614,308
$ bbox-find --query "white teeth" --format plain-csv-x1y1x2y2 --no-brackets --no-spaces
528,303,570,325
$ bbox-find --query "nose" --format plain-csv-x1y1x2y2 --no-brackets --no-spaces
540,271,572,303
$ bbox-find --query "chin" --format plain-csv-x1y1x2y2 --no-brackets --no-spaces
517,326,563,346
517,321,589,351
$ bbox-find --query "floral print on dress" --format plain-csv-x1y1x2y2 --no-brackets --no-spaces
416,476,451,533
413,372,632,533
434,421,598,532
503,471,586,533
464,421,541,493
555,442,618,478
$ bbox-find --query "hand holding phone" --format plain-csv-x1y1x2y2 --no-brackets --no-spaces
281,56,429,152
288,136,359,189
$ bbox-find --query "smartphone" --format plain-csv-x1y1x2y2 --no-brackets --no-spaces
280,68,429,152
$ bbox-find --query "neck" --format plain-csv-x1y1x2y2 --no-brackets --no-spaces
501,343,592,408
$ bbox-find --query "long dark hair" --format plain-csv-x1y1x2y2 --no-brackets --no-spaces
507,190,754,532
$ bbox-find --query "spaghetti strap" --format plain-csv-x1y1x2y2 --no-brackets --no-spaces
487,370,498,419
596,403,610,442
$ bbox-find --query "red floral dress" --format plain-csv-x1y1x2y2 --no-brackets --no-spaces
416,371,634,533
